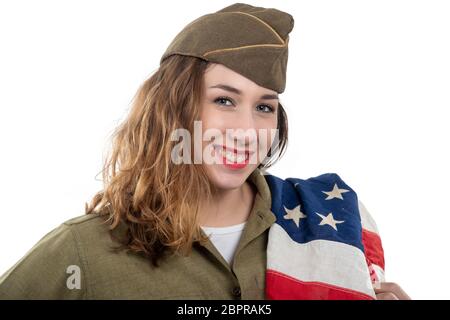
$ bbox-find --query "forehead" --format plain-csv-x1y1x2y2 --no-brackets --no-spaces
204,63,278,96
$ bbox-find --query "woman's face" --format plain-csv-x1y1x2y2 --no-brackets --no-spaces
199,63,279,191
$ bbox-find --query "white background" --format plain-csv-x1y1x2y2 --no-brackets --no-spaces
1,0,449,299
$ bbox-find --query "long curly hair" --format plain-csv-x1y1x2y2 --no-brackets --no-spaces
84,55,289,267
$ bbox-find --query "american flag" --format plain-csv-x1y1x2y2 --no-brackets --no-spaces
264,172,385,300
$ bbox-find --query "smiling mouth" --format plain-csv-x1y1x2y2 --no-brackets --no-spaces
213,145,253,164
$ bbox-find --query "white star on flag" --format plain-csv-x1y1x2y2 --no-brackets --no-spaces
283,205,307,228
315,212,345,231
322,183,350,200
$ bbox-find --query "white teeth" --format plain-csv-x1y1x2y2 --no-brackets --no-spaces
216,146,247,163
225,151,237,162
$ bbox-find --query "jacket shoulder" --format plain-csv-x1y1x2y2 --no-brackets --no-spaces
0,213,111,299
63,212,105,226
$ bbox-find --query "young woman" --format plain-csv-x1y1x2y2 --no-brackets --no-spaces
0,3,410,300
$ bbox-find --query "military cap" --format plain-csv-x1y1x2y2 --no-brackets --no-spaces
160,2,294,93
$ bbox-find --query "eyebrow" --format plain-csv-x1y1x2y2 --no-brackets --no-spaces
209,84,279,100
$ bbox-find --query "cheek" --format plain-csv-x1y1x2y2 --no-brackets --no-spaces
256,119,278,148
200,102,223,130
199,104,224,155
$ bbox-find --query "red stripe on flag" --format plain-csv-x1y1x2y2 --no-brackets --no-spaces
362,229,385,270
265,270,374,300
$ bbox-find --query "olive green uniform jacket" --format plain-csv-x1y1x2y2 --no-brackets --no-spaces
0,169,276,299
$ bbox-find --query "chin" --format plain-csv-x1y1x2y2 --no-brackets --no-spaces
204,163,257,191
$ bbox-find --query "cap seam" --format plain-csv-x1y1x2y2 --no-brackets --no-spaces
203,43,287,57
227,11,285,44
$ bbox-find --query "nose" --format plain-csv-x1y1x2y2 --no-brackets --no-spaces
225,106,258,149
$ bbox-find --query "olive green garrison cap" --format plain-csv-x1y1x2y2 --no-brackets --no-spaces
160,2,295,93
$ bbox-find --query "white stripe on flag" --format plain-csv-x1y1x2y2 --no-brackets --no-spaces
358,199,380,234
267,223,376,298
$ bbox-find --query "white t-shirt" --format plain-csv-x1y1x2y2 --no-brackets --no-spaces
200,221,247,265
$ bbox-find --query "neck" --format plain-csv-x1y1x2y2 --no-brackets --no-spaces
198,181,256,227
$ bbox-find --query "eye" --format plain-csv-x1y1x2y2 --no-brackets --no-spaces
214,96,234,107
256,104,275,113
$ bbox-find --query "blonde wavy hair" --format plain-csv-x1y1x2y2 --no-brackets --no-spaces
85,55,289,267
